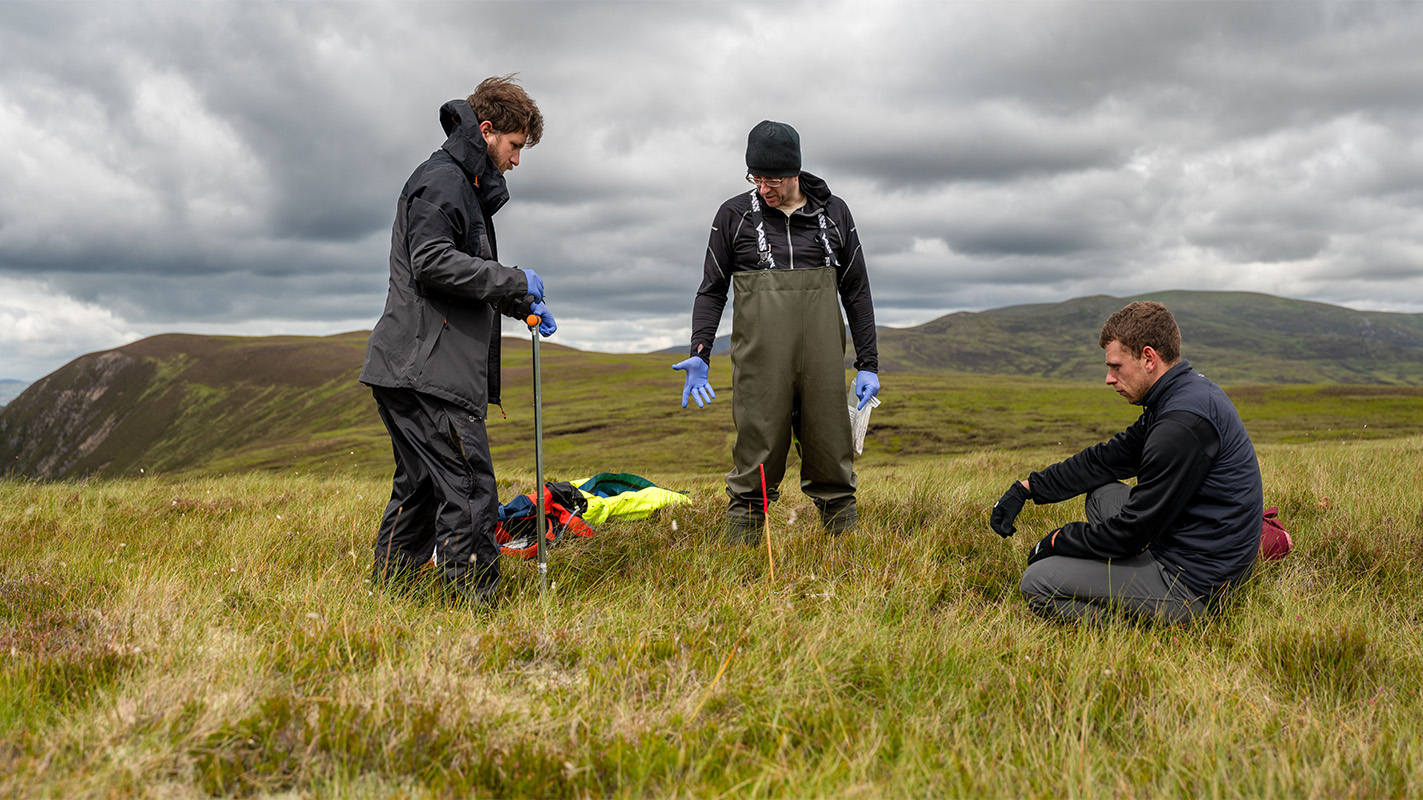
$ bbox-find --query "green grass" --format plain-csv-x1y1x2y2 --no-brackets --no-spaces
215,368,1423,481
174,362,1423,484
4,422,1423,796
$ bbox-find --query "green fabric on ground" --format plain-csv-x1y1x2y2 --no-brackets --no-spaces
570,474,689,527
576,472,655,496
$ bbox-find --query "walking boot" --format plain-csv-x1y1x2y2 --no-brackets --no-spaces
725,511,766,546
818,500,857,536
370,556,423,597
440,563,500,609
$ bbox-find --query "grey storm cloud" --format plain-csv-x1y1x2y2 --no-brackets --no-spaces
4,0,1423,380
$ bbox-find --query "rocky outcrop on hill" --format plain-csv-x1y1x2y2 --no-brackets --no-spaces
0,350,157,478
0,332,376,480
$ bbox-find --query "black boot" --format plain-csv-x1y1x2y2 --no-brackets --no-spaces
817,500,857,536
725,511,767,546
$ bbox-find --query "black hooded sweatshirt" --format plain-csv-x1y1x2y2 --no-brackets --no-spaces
689,172,878,372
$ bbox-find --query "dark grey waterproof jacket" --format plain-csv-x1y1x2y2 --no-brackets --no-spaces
360,99,534,415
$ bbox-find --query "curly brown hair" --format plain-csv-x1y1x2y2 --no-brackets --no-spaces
467,74,543,146
1098,301,1181,362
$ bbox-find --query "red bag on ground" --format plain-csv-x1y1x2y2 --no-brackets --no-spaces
495,482,595,560
1260,506,1292,561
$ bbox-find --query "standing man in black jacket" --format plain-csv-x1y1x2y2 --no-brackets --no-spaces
360,75,556,605
989,301,1262,625
674,121,880,543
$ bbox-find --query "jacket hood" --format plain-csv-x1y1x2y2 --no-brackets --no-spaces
438,99,509,213
798,171,833,209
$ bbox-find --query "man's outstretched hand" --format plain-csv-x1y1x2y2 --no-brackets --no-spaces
673,357,715,408
990,481,1031,537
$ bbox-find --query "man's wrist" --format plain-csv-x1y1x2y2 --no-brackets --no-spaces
690,342,712,365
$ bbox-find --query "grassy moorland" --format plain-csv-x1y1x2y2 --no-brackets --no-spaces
97,345,1423,482
10,303,1423,480
4,382,1423,796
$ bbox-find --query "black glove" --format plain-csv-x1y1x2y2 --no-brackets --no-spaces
990,481,1031,537
1026,530,1060,566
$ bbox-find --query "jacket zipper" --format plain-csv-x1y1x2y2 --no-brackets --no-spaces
785,216,795,269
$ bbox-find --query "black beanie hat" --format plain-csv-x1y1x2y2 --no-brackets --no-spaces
746,120,801,178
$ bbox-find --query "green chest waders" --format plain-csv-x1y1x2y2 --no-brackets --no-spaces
727,265,857,542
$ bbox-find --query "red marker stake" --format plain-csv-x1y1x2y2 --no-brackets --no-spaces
760,464,774,583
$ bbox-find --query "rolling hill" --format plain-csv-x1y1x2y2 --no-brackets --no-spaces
669,291,1423,383
5,290,1423,481
877,290,1423,383
0,332,378,479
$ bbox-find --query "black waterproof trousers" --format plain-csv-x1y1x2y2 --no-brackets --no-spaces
727,267,857,541
370,386,500,603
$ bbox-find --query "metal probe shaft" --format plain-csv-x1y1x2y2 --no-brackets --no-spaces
528,313,548,594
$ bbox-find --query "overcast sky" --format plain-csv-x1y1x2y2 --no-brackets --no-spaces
3,1,1423,381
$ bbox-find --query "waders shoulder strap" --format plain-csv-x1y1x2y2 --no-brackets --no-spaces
746,187,840,270
814,212,840,268
747,188,776,269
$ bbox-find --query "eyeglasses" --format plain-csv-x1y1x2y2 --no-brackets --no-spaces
746,174,787,188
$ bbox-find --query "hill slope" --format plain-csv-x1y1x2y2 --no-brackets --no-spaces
7,291,1423,481
0,333,743,481
877,290,1423,383
0,333,377,479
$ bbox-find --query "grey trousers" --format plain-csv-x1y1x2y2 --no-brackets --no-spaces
1019,482,1207,625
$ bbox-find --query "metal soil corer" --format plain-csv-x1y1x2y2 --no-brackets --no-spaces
527,312,548,595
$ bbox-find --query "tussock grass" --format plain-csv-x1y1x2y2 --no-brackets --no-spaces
3,439,1423,798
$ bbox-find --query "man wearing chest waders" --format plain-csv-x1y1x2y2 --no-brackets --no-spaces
674,121,880,544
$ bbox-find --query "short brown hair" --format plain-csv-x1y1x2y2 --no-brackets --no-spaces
468,74,543,146
1099,301,1181,362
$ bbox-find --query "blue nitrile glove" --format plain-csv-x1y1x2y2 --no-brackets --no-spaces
854,370,880,410
522,269,545,301
528,301,556,337
673,357,716,408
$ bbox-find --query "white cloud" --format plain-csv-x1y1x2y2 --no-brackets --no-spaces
543,314,693,356
0,90,159,257
0,277,141,379
3,0,1423,380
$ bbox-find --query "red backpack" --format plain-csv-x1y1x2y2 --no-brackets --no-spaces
1259,507,1292,561
495,482,595,560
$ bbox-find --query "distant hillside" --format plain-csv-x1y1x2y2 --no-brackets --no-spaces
7,290,1423,481
876,291,1423,384
655,336,730,358
0,332,734,481
0,333,377,479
